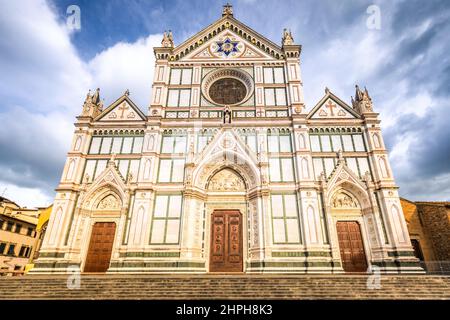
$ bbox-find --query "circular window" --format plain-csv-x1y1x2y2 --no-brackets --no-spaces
201,68,254,106
209,78,247,105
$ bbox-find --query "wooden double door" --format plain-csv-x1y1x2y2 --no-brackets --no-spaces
336,221,368,273
84,222,116,273
209,210,243,273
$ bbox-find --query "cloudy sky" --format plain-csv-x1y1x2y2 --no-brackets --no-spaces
0,0,449,207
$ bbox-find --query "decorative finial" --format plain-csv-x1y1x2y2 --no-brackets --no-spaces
319,171,326,184
353,84,373,113
84,89,92,104
337,149,344,162
222,3,233,16
161,30,174,48
127,172,134,184
108,153,117,166
364,171,371,183
364,86,371,99
282,28,294,46
124,89,130,96
81,88,102,117
325,87,330,94
91,88,100,104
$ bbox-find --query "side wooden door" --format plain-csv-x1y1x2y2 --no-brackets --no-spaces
84,222,116,273
337,221,368,272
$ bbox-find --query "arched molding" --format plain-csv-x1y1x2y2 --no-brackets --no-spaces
330,189,361,209
206,167,247,191
47,206,63,245
373,133,381,149
327,181,370,212
66,159,75,180
193,149,260,190
325,160,371,212
81,185,124,212
74,136,82,151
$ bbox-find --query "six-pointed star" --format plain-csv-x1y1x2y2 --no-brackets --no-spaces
216,37,239,56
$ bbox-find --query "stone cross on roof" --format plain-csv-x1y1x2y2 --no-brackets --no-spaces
222,3,233,16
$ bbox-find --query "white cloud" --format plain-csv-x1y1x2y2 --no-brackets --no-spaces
1,0,449,206
0,181,52,209
0,0,160,207
0,0,91,113
302,31,391,110
88,34,161,109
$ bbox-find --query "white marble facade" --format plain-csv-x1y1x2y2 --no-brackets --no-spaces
32,5,422,274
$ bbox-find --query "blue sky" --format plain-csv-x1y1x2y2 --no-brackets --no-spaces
0,0,450,207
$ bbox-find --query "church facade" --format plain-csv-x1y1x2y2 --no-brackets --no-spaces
32,5,422,274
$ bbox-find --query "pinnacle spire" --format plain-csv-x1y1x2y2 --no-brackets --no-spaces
80,88,103,118
282,28,294,46
352,84,374,113
161,30,174,48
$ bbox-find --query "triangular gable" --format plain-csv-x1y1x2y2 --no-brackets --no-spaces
326,159,366,191
184,28,274,61
307,90,360,119
79,160,129,210
172,15,284,61
92,160,127,186
95,94,146,122
194,128,258,166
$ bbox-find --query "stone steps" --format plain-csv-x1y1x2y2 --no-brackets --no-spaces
0,275,448,300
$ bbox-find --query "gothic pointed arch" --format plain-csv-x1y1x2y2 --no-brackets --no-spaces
74,135,82,151
330,189,361,210
191,129,260,190
206,167,247,191
65,159,76,180
195,128,258,165
325,159,371,211
79,161,128,212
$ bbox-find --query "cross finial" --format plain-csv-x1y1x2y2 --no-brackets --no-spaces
222,3,233,16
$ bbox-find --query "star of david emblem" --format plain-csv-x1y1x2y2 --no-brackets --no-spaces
216,37,239,56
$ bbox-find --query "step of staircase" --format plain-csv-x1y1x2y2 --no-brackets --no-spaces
0,275,449,300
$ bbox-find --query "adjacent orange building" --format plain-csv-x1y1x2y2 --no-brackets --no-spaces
0,197,38,275
0,196,52,275
401,198,450,273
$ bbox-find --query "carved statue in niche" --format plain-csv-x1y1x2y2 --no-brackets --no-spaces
332,192,358,208
208,168,245,191
97,195,120,210
223,106,232,124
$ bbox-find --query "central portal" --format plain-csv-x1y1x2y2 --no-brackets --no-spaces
209,210,243,273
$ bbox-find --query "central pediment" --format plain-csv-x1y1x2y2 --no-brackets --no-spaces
182,28,276,61
169,15,285,62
